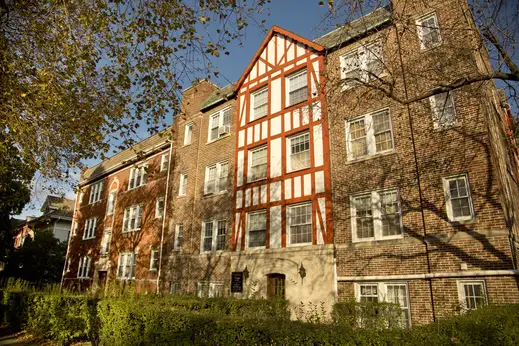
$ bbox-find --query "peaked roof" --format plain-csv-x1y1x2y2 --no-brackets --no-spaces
40,196,75,213
200,83,235,111
234,26,325,92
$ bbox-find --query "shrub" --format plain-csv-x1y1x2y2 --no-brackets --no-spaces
332,299,405,329
1,290,31,330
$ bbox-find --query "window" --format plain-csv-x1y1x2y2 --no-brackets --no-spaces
100,231,112,255
175,224,183,250
351,189,402,242
288,203,312,246
122,205,143,232
77,256,91,279
340,41,383,89
430,92,456,129
106,192,116,215
155,197,165,218
247,210,266,248
128,165,147,190
150,249,159,271
89,181,103,204
197,281,224,298
357,282,411,327
66,258,71,273
443,174,474,222
160,152,169,171
287,70,308,107
416,13,441,50
83,218,97,240
252,87,268,120
179,173,188,196
209,107,231,141
288,132,310,172
249,146,267,181
346,109,394,160
72,222,78,237
184,123,193,145
117,252,137,280
457,280,487,310
204,162,228,195
171,282,179,295
201,220,227,252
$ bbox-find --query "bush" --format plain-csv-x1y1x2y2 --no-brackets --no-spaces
1,290,31,330
332,299,405,329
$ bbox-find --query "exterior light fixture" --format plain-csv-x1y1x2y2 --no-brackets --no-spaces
298,263,306,280
243,266,249,280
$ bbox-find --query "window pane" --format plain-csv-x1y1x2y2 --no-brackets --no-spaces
206,166,216,194
380,191,401,236
203,222,213,252
248,211,266,247
219,162,228,191
288,71,308,106
210,114,219,140
342,52,360,85
250,147,267,180
354,195,374,239
253,87,268,119
359,285,378,302
433,93,455,126
290,133,310,170
216,221,226,251
289,203,312,244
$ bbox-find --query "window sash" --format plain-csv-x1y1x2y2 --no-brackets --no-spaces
118,253,136,279
443,175,474,221
175,224,183,250
288,70,308,106
247,211,267,248
253,87,268,120
249,146,267,181
83,218,97,239
150,250,159,271
346,109,394,160
179,174,188,196
289,132,310,172
288,203,313,245
122,205,142,232
156,198,164,218
184,123,193,145
100,231,111,254
161,153,169,171
430,92,456,128
417,14,441,50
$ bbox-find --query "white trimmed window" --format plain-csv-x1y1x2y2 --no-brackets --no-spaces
416,13,442,50
179,173,188,196
150,249,159,271
201,220,226,252
288,203,312,246
155,197,165,218
248,145,267,182
247,210,267,248
128,165,147,190
197,281,224,298
89,181,104,204
430,92,456,129
351,189,402,242
184,123,193,145
66,258,71,273
79,191,84,204
160,152,169,171
83,218,97,240
252,87,268,120
457,280,487,310
287,69,308,106
340,41,383,89
106,192,116,215
117,252,137,280
208,107,231,141
77,256,91,279
356,282,411,327
288,131,311,172
204,162,228,195
100,230,112,255
72,222,78,237
175,224,183,250
443,174,475,222
122,205,143,232
346,109,394,160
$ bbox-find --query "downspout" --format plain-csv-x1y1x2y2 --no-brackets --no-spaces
393,18,436,321
157,138,174,293
60,190,80,291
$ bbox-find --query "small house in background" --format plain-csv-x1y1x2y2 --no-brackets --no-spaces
14,195,75,248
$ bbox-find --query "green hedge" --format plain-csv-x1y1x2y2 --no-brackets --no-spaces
332,299,404,329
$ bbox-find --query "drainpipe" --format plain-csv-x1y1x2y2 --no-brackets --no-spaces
60,190,80,291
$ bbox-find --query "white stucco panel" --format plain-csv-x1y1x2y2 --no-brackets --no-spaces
312,101,322,121
293,176,302,198
315,170,325,193
245,188,251,207
267,39,275,66
237,150,244,187
270,206,282,249
276,35,285,65
238,130,245,148
304,174,312,196
236,190,243,209
284,178,292,200
252,186,259,206
284,112,291,132
254,123,261,143
271,116,282,136
293,109,300,129
261,120,268,140
261,184,267,204
271,78,282,114
270,137,282,178
270,181,282,202
313,124,324,167
302,106,310,125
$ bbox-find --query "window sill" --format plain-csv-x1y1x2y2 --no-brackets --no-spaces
433,121,460,132
122,229,141,234
287,166,311,174
200,250,226,255
448,217,477,226
203,191,228,199
149,269,157,272
128,185,146,191
287,242,312,248
419,42,442,53
247,177,267,184
77,277,91,280
350,235,405,246
182,143,192,148
207,133,231,145
285,99,308,109
346,149,396,164
117,278,136,281
177,195,187,199
82,237,96,241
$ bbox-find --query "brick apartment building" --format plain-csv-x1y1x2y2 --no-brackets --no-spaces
62,0,519,325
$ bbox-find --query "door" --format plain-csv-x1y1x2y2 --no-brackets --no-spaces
267,273,285,299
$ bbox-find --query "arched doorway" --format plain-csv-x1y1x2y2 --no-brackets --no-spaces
267,273,285,299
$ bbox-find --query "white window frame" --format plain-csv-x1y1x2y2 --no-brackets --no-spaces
251,86,268,121
429,92,457,129
160,152,169,171
89,181,104,204
174,223,183,251
287,131,311,172
155,197,165,219
286,69,308,107
345,108,394,161
117,252,137,280
77,256,91,279
83,217,97,240
66,258,71,273
287,202,313,247
128,165,148,190
204,161,228,195
197,281,224,298
183,123,193,146
200,219,227,253
351,189,403,242
106,191,116,215
340,40,384,90
179,173,188,196
208,107,232,142
100,230,112,255
72,222,78,237
246,210,267,249
248,145,268,182
457,280,487,311
149,249,159,271
443,174,475,222
416,12,442,51
355,282,411,327
122,204,143,233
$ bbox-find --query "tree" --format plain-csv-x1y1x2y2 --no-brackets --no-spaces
0,0,270,185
